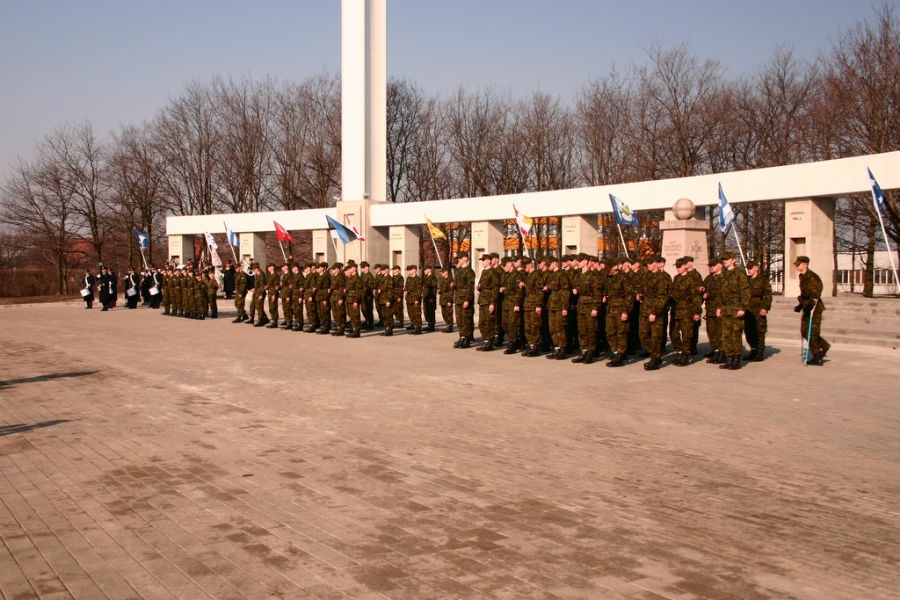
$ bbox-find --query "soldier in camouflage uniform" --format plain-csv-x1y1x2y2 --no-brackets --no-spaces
404,265,423,334
543,257,570,359
626,259,644,356
192,271,208,320
453,253,476,348
329,262,346,335
422,265,438,332
279,263,295,330
438,267,455,333
670,258,703,367
683,256,704,354
572,255,604,364
181,269,194,318
490,253,505,345
743,260,772,361
716,252,750,370
794,256,830,365
376,264,395,336
250,263,268,326
304,262,320,332
638,255,672,370
476,254,500,351
391,265,405,329
703,258,724,363
521,257,546,356
605,256,635,367
341,262,360,337
263,264,280,328
315,263,332,334
233,264,248,322
359,261,375,330
500,257,526,354
206,269,219,318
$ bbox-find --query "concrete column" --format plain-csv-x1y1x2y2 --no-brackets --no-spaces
660,208,710,279
389,225,419,269
471,220,505,278
368,0,386,203
238,233,267,267
784,197,834,297
561,215,597,256
312,230,336,266
167,235,195,266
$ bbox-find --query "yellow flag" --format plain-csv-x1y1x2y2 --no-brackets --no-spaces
424,214,447,240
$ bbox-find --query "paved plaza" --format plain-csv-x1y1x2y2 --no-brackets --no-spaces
1,301,898,599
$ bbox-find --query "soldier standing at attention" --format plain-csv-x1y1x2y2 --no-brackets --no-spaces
669,258,703,367
520,257,545,356
405,265,424,335
422,264,438,332
205,269,219,318
169,269,182,316
491,253,505,346
638,255,672,370
329,262,347,335
544,256,570,359
683,256,704,354
626,259,644,356
572,255,604,364
475,254,500,351
501,257,526,354
304,262,320,332
438,267,455,333
704,258,724,364
743,260,773,361
605,256,635,367
794,256,830,365
193,271,208,319
264,264,280,328
453,253,476,348
251,263,269,326
377,264,395,336
290,263,305,331
233,264,248,322
390,265,404,329
279,263,295,330
359,261,375,330
343,262,362,338
716,252,750,370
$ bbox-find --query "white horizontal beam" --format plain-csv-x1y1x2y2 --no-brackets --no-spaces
166,208,336,236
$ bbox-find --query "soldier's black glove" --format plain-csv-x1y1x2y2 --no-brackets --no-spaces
802,305,812,315
793,304,802,313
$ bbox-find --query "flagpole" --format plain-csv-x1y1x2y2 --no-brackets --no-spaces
278,240,287,262
616,223,630,260
138,246,150,271
874,207,900,294
731,227,749,275
224,221,239,264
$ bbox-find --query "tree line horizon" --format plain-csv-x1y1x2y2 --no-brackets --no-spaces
1,5,897,297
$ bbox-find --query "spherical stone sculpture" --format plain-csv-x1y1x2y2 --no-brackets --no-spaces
673,197,695,220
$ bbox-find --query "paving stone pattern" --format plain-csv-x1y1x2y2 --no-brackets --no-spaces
1,302,898,599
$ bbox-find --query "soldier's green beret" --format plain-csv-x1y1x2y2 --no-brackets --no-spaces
500,257,512,265
793,256,809,266
546,256,559,264
721,251,736,260
331,262,342,269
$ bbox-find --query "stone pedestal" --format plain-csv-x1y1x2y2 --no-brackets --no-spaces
784,198,834,297
561,215,597,256
167,235,195,266
660,211,710,279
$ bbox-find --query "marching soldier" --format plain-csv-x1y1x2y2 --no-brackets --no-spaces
124,266,140,309
684,256,704,354
233,264,248,322
794,256,831,365
248,263,267,326
638,255,672,370
744,259,773,361
716,252,750,370
476,254,500,351
438,267,455,333
182,269,194,317
670,258,703,367
491,253,505,345
193,271,208,319
82,269,95,309
704,258,725,363
604,256,635,367
422,264,438,331
453,253,476,348
290,263,306,331
404,265,423,335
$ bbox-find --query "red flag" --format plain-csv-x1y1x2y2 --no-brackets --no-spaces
273,220,293,242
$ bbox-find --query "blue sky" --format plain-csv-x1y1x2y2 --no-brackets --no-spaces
0,0,878,182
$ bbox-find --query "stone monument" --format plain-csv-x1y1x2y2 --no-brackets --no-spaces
660,198,710,279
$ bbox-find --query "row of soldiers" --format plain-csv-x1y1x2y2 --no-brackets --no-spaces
158,268,220,319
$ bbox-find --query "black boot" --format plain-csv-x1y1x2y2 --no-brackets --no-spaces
807,352,824,366
443,325,454,333
246,318,255,325
477,340,495,352
330,328,343,335
458,336,472,348
266,320,279,329
425,323,435,332
572,351,588,363
744,349,757,361
504,343,518,355
607,352,625,367
676,352,690,367
582,351,594,364
643,357,661,370
754,347,765,361
453,336,463,348
382,326,393,337
348,328,361,338
412,326,422,335
232,316,242,323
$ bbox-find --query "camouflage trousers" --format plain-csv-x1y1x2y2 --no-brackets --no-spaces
606,301,632,354
801,307,830,355
706,312,722,351
671,318,695,354
316,298,331,329
455,302,474,337
406,300,422,328
502,307,522,344
293,296,304,328
347,300,361,329
548,309,567,349
378,301,393,328
423,296,436,327
478,303,495,341
250,291,263,320
440,301,454,329
638,312,666,359
743,309,767,349
576,305,600,353
235,293,246,318
267,294,279,322
332,298,346,331
394,297,404,326
523,305,543,346
305,297,318,329
281,293,294,325
208,294,217,317
719,306,744,356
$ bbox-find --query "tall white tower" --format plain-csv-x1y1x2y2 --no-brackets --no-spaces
341,0,386,204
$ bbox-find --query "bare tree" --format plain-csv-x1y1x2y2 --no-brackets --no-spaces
446,86,512,198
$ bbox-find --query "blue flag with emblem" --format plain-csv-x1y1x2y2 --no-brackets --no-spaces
868,167,887,218
134,228,150,249
718,183,735,234
609,194,638,226
224,221,240,247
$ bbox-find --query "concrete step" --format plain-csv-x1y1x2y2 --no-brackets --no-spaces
761,295,899,349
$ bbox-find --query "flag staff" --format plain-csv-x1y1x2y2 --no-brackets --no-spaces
868,168,900,293
616,223,630,261
223,221,239,264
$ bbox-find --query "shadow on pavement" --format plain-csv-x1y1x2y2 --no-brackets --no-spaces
0,420,77,437
0,370,99,390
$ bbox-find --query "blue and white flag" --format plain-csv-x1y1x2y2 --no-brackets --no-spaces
224,221,240,247
134,228,150,249
868,167,887,218
718,183,735,234
609,194,638,226
326,215,359,245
